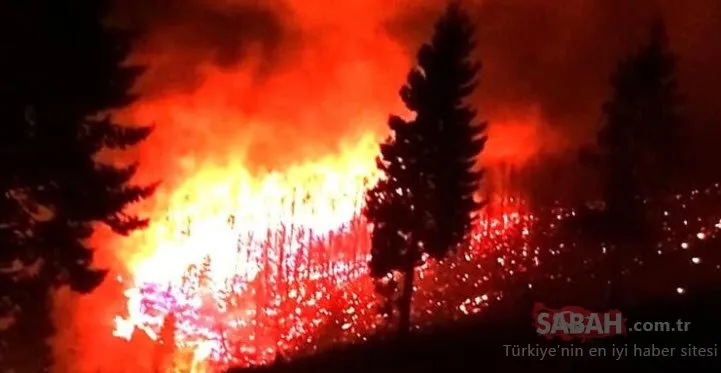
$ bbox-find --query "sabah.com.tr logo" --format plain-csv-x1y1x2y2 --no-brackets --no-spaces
532,303,627,341
532,303,693,340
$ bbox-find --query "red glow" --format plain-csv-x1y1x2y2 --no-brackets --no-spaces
50,3,550,372
111,204,533,372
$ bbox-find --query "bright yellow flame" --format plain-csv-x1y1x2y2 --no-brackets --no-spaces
113,134,381,349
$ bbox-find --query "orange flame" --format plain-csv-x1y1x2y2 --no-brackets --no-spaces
50,3,546,372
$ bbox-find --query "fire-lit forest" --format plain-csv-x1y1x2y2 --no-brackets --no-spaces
1,1,721,373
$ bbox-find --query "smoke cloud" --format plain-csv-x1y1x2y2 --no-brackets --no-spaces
111,0,295,95
388,0,721,146
109,0,721,174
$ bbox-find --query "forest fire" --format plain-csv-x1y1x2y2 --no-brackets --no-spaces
5,1,721,373
111,137,379,368
44,2,551,372
106,135,534,371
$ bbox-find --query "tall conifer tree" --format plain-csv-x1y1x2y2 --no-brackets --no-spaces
0,1,155,370
365,2,486,334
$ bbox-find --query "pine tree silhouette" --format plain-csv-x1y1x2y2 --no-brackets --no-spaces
630,21,686,192
588,20,684,230
364,2,486,334
412,4,487,258
0,1,155,371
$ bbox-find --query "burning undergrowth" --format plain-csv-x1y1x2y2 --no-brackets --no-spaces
46,0,721,372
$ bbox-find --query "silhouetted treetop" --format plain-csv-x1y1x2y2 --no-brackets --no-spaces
1,0,156,296
580,19,685,240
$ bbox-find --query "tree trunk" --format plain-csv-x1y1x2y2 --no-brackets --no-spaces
397,263,415,336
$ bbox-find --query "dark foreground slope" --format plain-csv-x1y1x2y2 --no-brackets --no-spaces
228,286,721,373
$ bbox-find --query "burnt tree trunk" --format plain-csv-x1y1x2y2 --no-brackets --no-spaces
397,262,415,335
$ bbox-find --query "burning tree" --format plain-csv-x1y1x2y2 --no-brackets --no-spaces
0,0,154,371
365,2,487,334
582,20,685,235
